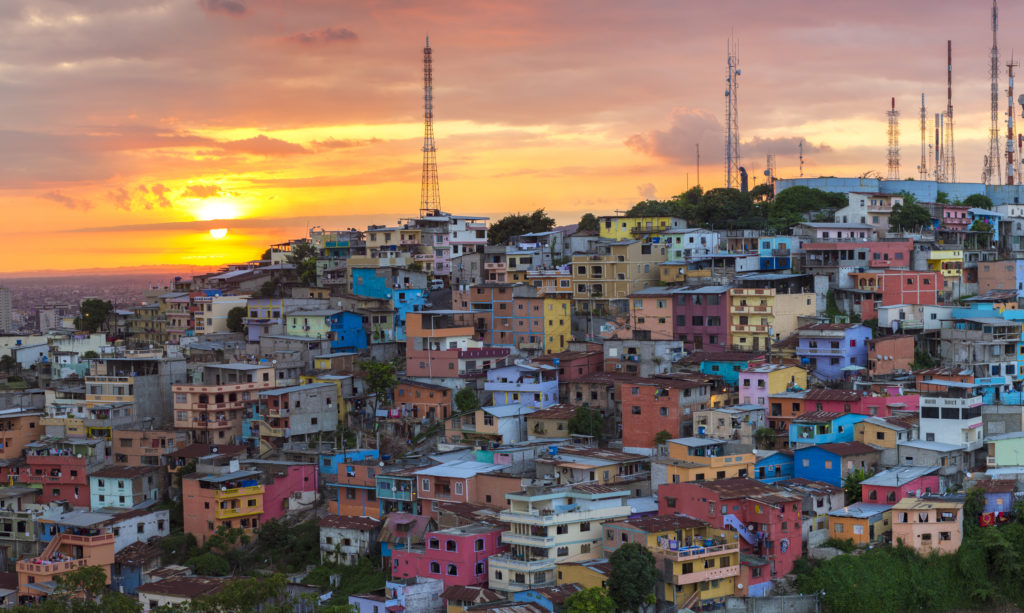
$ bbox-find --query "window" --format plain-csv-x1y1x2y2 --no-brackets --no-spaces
475,561,485,574
631,406,641,415
447,564,458,576
475,538,485,552
429,538,440,549
421,479,430,492
429,562,440,573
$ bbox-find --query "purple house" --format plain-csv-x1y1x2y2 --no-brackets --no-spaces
795,323,872,382
672,286,731,352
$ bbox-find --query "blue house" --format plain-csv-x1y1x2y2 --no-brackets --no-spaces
789,412,866,448
757,236,794,271
754,450,794,484
794,323,872,382
698,353,764,386
320,448,380,478
968,207,1002,242
111,540,163,595
979,479,1017,514
513,585,584,613
793,442,881,487
351,267,429,342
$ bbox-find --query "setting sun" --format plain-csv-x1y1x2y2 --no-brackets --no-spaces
209,228,228,239
195,198,240,222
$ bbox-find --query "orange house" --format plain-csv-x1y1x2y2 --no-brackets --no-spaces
172,363,277,445
0,409,44,460
182,468,264,545
111,428,187,468
329,460,379,519
17,526,114,601
395,380,453,420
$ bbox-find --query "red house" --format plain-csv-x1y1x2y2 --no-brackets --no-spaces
860,466,939,505
20,438,107,507
658,478,803,580
801,388,920,418
391,524,506,587
618,376,714,453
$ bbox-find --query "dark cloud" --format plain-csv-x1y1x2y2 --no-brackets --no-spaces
199,0,245,16
288,27,358,44
40,191,94,211
311,137,380,151
626,107,829,165
218,135,310,156
108,184,174,211
181,184,223,198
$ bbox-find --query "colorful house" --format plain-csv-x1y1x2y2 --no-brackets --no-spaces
89,465,161,510
792,442,881,487
286,309,367,353
788,412,866,448
17,512,115,602
891,496,964,554
655,438,756,484
182,467,264,546
794,323,872,382
657,478,803,588
693,351,765,386
860,466,939,505
828,502,892,546
754,450,794,484
738,364,807,408
392,524,505,588
618,376,714,453
597,215,687,241
670,286,732,353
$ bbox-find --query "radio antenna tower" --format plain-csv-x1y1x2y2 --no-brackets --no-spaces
887,98,901,180
943,40,957,183
985,1,1002,184
764,154,777,192
1007,56,1020,184
919,94,928,179
798,140,804,177
725,38,740,189
419,36,441,218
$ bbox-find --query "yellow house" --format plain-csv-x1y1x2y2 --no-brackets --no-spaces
657,437,756,484
526,405,576,439
728,287,816,351
854,417,913,449
829,502,892,546
738,364,808,407
598,216,688,241
556,559,612,589
541,297,572,353
603,515,740,608
572,241,668,310
927,249,963,278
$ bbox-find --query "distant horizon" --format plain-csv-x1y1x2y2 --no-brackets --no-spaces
0,1,1014,272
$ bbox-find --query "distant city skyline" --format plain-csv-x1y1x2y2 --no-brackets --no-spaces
0,0,1015,272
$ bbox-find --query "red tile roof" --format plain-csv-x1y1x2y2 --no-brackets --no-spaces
318,515,381,531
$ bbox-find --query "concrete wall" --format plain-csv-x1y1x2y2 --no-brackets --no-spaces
725,594,820,613
983,404,1024,438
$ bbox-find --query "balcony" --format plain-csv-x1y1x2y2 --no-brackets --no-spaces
16,558,87,577
732,305,770,314
489,554,556,572
458,348,510,359
215,504,263,519
673,565,740,585
799,346,846,356
61,533,114,548
485,262,507,270
189,418,232,430
499,506,630,526
215,485,265,499
377,488,415,501
730,324,769,334
501,531,556,547
654,541,739,562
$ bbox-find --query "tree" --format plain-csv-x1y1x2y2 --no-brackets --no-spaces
653,430,673,446
751,182,774,202
889,201,933,231
963,194,994,210
936,190,951,204
842,468,873,504
897,190,918,207
910,348,936,370
226,306,246,333
969,219,994,248
8,565,143,613
964,486,986,536
359,359,398,423
287,240,319,287
577,212,599,232
487,209,556,245
190,574,289,613
568,405,603,440
454,388,480,415
0,355,15,374
75,298,113,333
754,427,776,449
81,350,99,359
607,543,658,612
188,551,231,576
565,587,615,613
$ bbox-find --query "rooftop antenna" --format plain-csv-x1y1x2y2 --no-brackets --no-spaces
986,1,1002,184
919,94,928,180
725,38,740,189
696,143,701,188
799,140,804,177
419,36,441,218
887,98,901,180
1008,54,1020,185
943,40,957,183
765,154,777,192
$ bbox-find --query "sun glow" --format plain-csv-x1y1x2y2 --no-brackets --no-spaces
209,228,228,239
195,198,240,222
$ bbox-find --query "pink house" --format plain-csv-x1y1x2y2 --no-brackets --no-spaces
861,466,940,505
939,204,971,230
391,524,506,587
801,388,919,418
879,271,940,307
253,462,318,522
629,288,676,343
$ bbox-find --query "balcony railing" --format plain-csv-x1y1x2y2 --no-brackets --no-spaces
654,541,739,561
673,565,740,585
215,505,263,519
215,485,265,499
501,531,556,546
16,558,86,576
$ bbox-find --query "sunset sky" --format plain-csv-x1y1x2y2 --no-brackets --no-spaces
0,0,1016,274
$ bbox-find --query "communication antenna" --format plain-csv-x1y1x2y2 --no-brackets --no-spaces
919,94,928,180
1008,56,1021,185
887,98,901,180
799,140,804,178
986,1,1002,184
725,38,741,189
943,40,957,183
419,36,441,217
